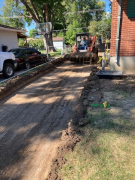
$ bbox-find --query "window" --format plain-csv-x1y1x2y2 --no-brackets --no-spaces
20,50,27,56
8,49,22,56
32,49,38,53
32,49,39,55
26,49,33,55
128,0,135,18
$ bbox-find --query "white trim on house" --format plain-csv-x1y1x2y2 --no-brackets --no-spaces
0,27,26,33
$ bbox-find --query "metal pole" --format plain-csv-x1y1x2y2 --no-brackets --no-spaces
115,0,122,64
43,33,49,58
102,52,106,71
45,34,49,58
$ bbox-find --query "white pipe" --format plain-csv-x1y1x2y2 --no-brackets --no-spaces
115,0,122,64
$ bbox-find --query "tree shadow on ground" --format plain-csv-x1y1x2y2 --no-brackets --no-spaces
0,62,92,180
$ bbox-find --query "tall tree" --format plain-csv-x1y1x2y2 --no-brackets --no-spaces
64,0,105,45
2,0,25,28
0,15,4,24
89,12,111,40
29,29,37,38
12,0,65,52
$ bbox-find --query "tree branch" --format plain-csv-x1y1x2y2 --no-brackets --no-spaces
18,9,32,19
20,0,40,23
29,0,40,21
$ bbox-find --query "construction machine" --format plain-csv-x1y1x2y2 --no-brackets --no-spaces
64,32,98,64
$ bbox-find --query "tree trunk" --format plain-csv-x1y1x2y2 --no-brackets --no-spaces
48,32,56,52
48,12,56,52
42,34,49,56
44,4,55,52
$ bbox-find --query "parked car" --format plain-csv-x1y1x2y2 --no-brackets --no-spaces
0,52,17,78
8,48,47,70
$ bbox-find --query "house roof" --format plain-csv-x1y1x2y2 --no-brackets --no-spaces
0,24,26,33
17,32,28,38
53,37,64,41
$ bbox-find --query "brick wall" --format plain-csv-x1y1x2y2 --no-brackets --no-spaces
110,0,135,57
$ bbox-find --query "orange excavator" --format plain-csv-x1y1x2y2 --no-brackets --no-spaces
64,32,98,64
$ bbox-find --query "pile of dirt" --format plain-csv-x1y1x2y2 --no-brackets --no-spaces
46,66,100,180
81,67,100,105
47,104,84,180
0,58,64,101
47,123,80,180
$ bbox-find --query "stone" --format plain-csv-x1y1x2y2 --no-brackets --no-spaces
88,96,94,102
79,118,89,126
83,99,89,106
91,89,97,92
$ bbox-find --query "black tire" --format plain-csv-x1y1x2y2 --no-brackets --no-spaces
3,63,14,78
25,62,30,69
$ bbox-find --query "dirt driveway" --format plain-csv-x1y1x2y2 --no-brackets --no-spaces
0,61,91,180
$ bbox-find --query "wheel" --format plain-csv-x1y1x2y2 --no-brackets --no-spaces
3,63,14,78
25,62,30,69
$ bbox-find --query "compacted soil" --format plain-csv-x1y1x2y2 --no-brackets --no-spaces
0,61,92,180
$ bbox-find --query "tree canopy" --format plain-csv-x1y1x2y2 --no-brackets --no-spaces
1,0,111,47
12,0,66,29
89,12,111,40
64,0,105,45
1,0,25,28
11,0,66,51
29,29,37,38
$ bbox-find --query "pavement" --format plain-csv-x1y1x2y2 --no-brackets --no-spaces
0,69,27,83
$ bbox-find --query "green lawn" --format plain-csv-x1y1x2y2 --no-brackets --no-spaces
40,49,62,57
61,88,135,180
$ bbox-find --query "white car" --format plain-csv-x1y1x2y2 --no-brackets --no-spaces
0,52,17,78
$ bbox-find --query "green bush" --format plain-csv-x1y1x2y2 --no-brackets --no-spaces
18,38,26,47
28,39,45,51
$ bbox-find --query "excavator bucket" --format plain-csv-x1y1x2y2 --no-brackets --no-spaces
64,52,98,64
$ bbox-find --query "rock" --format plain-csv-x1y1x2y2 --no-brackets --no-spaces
85,90,90,93
88,96,94,102
83,99,89,106
79,118,90,126
91,89,97,92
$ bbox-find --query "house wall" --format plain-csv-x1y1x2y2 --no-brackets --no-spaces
110,0,135,74
53,41,63,50
0,30,18,52
110,56,135,74
110,0,119,57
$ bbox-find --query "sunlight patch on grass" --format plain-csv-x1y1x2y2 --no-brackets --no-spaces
40,49,62,57
61,107,135,180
